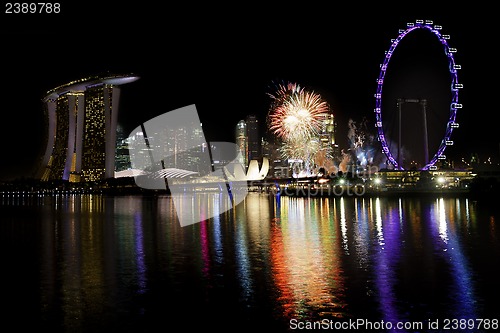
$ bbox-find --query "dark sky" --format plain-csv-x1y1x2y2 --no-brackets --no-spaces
1,3,497,180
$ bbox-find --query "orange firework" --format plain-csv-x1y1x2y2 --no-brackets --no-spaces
267,82,329,142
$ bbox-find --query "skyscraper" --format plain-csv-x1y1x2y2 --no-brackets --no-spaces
319,112,339,160
115,124,131,172
37,73,139,182
235,120,248,168
246,114,260,163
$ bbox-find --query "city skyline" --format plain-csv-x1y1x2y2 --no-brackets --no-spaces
1,6,500,331
1,5,498,180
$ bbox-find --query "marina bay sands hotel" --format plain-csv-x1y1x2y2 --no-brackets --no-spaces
36,73,139,183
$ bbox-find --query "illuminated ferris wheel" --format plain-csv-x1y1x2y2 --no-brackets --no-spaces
374,19,462,170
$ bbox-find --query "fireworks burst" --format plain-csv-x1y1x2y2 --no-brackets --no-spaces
280,138,321,162
267,81,332,176
347,117,377,167
267,82,329,142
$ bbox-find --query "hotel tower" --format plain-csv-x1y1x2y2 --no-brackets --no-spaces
37,73,139,182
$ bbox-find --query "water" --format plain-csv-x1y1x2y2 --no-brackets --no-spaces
1,192,499,332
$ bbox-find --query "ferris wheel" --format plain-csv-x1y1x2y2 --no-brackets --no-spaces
374,19,462,170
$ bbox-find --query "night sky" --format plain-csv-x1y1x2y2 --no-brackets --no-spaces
1,4,497,180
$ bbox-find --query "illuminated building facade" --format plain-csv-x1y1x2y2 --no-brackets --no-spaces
319,113,336,148
246,114,261,163
235,120,248,168
115,125,131,172
37,74,139,182
319,113,339,159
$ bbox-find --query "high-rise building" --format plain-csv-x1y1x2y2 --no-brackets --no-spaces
37,74,139,182
246,114,260,163
319,113,336,147
319,112,339,159
115,124,131,172
235,120,248,168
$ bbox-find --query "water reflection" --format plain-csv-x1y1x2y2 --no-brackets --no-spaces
433,198,477,319
373,197,405,330
1,192,498,332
